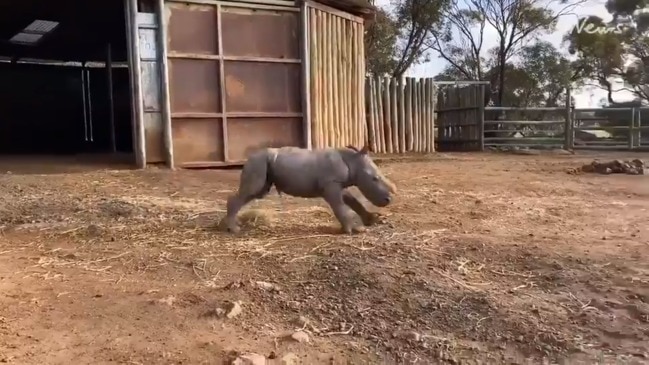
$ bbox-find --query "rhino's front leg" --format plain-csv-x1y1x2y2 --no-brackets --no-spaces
342,190,381,226
323,186,365,234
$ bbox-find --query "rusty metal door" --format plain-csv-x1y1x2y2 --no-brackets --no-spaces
164,0,304,167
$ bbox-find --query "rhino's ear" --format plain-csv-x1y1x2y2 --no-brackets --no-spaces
359,144,371,155
346,145,359,152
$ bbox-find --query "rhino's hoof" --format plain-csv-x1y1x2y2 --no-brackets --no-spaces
221,221,240,233
342,225,366,234
362,212,381,226
352,225,367,234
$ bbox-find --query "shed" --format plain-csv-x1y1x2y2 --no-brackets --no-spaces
139,0,375,168
0,0,374,169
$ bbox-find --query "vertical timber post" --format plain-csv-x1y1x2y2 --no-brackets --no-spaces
125,0,146,168
216,4,229,161
156,0,174,168
635,108,642,148
106,43,116,153
564,87,572,151
300,0,312,149
629,107,635,150
478,84,485,151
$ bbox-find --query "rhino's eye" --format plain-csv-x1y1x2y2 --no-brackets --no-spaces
372,176,379,182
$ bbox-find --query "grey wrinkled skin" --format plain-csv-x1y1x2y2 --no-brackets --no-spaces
222,144,396,234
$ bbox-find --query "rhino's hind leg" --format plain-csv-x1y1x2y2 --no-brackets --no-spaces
222,156,273,233
323,186,365,234
342,190,380,227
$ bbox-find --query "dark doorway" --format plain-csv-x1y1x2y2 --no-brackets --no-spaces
0,0,134,163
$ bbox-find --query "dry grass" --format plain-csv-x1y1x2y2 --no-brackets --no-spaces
0,152,648,364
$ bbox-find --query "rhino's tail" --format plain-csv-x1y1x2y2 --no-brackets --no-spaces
236,149,275,200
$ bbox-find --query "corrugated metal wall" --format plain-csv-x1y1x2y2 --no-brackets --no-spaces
163,0,304,168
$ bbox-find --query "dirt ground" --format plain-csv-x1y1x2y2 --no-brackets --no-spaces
1,151,648,365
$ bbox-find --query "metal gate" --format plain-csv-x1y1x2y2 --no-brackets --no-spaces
164,0,304,167
435,81,487,152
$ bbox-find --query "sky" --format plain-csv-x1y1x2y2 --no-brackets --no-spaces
374,0,637,107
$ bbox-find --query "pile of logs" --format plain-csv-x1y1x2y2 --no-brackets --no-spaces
567,159,645,175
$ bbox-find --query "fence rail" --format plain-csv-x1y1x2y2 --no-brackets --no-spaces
365,76,435,153
483,105,570,150
572,107,649,150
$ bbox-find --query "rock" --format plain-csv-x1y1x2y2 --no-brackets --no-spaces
393,330,422,342
224,280,246,290
158,295,176,306
255,281,280,292
290,330,310,343
226,301,243,319
296,315,310,327
231,353,267,365
280,352,300,365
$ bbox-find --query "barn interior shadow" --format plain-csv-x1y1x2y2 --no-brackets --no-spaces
0,154,136,175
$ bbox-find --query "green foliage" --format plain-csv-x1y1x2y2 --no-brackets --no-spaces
364,0,450,77
365,9,399,76
428,0,586,107
566,0,649,103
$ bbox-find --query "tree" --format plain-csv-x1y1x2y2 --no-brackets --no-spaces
364,8,399,76
434,41,583,107
364,0,450,77
429,0,586,106
565,4,649,104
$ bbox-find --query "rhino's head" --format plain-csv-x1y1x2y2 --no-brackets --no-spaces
346,144,396,207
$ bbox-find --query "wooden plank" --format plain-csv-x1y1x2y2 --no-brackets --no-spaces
324,12,333,147
357,22,365,147
426,78,435,153
157,0,173,167
332,15,341,146
414,78,420,151
342,18,351,147
167,52,301,63
383,77,392,153
390,77,398,152
126,0,146,168
366,77,376,151
168,0,298,10
478,84,485,151
376,77,385,153
564,87,571,150
405,78,413,151
217,5,227,162
300,1,311,149
305,0,364,23
483,137,564,142
398,77,406,153
484,120,564,125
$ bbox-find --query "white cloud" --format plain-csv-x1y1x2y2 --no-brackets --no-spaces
374,0,636,107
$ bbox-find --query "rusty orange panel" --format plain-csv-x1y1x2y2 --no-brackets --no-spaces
167,3,219,54
172,118,224,164
226,117,302,161
169,59,221,114
224,61,301,113
220,8,299,58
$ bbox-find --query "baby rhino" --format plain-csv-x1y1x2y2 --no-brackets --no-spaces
221,144,396,234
